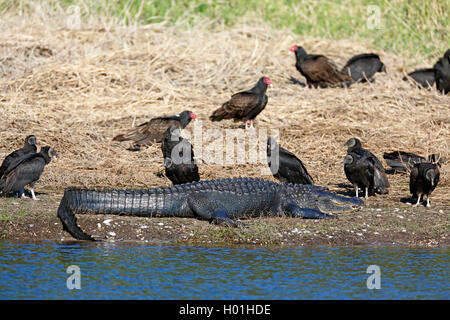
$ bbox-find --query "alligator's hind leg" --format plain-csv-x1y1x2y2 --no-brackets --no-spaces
211,210,246,227
187,195,244,227
285,203,337,219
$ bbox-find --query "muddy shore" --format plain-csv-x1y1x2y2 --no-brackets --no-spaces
0,193,447,248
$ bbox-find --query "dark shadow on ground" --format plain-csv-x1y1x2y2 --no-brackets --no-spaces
289,76,306,87
400,196,429,207
127,146,142,152
0,189,48,199
333,183,356,197
385,168,411,175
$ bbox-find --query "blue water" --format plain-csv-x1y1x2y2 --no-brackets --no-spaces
0,241,448,299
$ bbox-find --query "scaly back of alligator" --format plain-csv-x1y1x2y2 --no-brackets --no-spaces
57,177,363,240
58,178,275,240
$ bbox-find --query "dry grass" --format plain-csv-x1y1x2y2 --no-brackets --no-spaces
0,5,449,209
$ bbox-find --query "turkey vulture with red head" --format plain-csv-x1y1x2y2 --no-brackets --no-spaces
410,162,440,207
113,110,197,148
341,53,386,83
210,77,271,128
290,45,352,88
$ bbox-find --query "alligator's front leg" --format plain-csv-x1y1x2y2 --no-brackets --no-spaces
285,203,337,219
187,194,245,227
210,210,246,227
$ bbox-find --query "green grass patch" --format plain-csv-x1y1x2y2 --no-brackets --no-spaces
0,201,28,221
4,0,446,59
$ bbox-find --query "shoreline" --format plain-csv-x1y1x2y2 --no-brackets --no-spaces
1,195,447,248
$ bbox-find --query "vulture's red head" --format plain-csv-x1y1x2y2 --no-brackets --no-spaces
263,77,272,85
289,45,299,52
189,111,198,120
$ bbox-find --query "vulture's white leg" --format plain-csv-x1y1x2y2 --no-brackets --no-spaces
30,189,40,201
413,194,422,207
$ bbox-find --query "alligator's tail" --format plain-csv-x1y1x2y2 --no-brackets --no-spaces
57,193,95,241
56,188,144,241
57,187,180,240
57,188,144,241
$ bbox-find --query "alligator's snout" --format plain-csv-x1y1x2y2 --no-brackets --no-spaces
337,196,364,207
318,192,364,213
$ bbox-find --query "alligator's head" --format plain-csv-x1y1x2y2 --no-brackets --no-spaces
286,185,364,215
316,191,364,214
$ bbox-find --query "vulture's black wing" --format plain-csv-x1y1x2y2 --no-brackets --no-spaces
0,144,37,177
275,146,314,185
383,151,426,172
0,156,46,194
433,50,450,94
342,53,385,82
409,165,420,197
403,69,436,88
162,127,199,185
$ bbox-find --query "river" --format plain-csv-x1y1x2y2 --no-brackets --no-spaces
0,241,448,299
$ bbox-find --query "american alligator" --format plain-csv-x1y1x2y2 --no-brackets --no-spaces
57,177,363,241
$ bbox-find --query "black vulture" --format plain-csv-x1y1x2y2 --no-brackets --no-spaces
343,152,389,198
341,53,386,83
266,137,314,185
344,138,385,171
210,77,271,128
433,49,450,94
161,125,200,185
383,151,443,173
344,138,389,194
0,135,37,197
0,146,58,200
410,162,440,207
343,152,371,198
0,135,37,178
403,68,436,88
113,110,197,147
290,45,352,88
